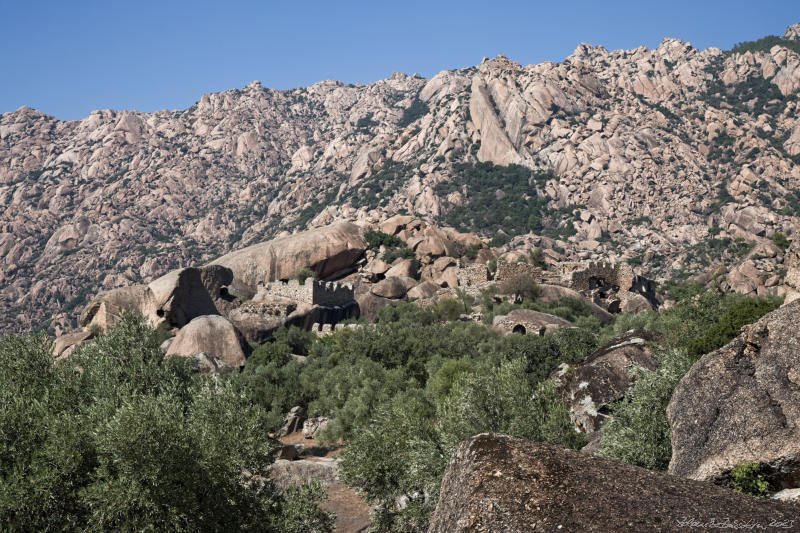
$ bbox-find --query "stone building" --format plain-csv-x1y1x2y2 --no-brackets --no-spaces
494,260,544,283
457,262,489,287
566,261,657,311
256,279,355,307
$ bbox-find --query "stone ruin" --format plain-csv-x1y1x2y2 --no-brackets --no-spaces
449,258,657,314
456,262,490,287
566,261,657,311
309,322,362,337
493,260,544,283
256,278,355,307
236,300,297,318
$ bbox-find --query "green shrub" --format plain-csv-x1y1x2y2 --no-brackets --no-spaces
599,290,781,354
398,99,430,128
436,298,463,321
730,462,770,498
295,268,315,285
685,296,781,358
726,35,800,56
0,314,333,531
272,325,317,356
772,232,790,250
529,247,548,269
599,348,696,471
434,162,580,240
364,229,403,249
489,234,510,247
339,391,443,532
383,247,415,263
497,274,541,302
438,359,585,452
425,358,477,404
339,359,583,531
248,341,292,367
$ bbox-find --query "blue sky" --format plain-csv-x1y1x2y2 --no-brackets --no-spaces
1,0,798,120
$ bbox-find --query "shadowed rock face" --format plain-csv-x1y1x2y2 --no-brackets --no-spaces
427,434,799,533
148,267,220,328
668,299,800,488
209,221,367,290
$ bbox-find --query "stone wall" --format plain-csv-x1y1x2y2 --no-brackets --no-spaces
569,262,630,293
457,262,489,287
259,279,314,303
311,281,355,307
310,322,362,337
494,260,543,282
568,261,657,307
237,300,297,317
258,279,355,307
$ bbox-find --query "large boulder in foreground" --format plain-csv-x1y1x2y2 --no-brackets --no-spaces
427,434,799,533
166,315,250,367
209,221,367,290
668,300,800,487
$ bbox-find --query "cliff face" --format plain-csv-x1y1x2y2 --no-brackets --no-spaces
4,26,800,333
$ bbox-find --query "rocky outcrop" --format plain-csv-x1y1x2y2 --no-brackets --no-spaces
303,417,330,439
537,283,614,323
6,26,800,334
668,300,800,488
197,264,239,315
277,406,307,437
165,315,250,367
79,285,157,332
783,238,800,303
148,267,220,328
210,222,367,290
370,276,416,299
555,331,659,434
52,329,92,359
427,434,800,533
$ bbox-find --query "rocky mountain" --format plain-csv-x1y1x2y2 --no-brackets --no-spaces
4,24,800,333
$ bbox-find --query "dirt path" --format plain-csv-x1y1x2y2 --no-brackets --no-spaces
276,432,372,532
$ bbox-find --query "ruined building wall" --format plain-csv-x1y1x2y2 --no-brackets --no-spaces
259,279,355,307
569,262,629,292
568,261,657,306
260,279,314,303
494,261,544,283
311,281,355,307
457,262,489,287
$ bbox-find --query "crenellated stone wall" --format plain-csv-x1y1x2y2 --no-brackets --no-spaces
312,280,356,307
310,322,363,337
257,279,355,307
